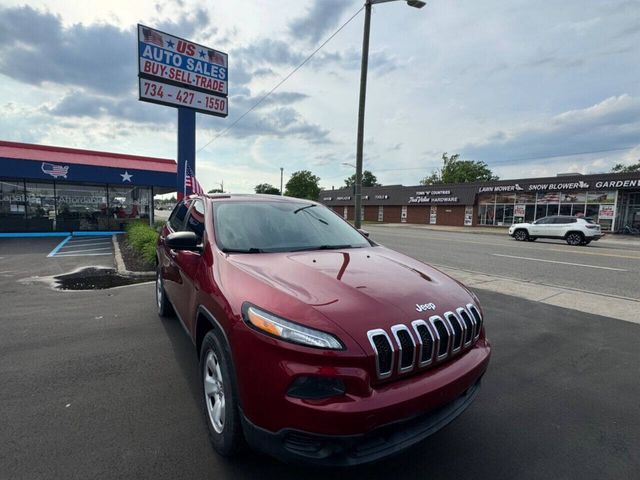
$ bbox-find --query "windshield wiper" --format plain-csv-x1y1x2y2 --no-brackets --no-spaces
222,247,264,253
290,244,358,252
293,204,316,214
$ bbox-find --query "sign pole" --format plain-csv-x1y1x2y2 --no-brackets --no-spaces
177,107,196,200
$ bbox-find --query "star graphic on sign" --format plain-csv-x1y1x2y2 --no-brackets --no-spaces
120,171,133,182
198,49,206,58
166,39,175,49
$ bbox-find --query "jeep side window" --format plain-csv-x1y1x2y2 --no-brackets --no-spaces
169,201,189,231
535,217,550,225
185,199,205,239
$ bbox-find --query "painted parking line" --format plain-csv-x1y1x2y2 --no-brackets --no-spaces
47,236,73,257
491,254,627,272
48,236,113,258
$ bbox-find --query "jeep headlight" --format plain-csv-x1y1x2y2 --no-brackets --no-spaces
242,304,343,350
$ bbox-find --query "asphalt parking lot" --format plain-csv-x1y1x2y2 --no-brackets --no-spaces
1,238,639,479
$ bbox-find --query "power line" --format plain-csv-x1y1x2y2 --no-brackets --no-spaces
321,144,640,179
196,5,365,154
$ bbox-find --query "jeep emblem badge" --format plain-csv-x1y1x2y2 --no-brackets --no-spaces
416,302,436,312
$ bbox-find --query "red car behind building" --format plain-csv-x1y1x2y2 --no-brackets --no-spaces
156,194,491,466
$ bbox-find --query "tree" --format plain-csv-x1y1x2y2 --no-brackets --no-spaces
344,170,380,188
611,162,640,173
285,170,321,200
254,183,280,195
421,153,498,185
207,188,223,193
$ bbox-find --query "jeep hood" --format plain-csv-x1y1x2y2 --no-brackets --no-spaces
227,246,474,329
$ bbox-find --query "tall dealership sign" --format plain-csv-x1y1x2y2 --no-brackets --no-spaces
137,25,228,198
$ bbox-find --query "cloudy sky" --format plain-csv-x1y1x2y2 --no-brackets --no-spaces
1,0,639,193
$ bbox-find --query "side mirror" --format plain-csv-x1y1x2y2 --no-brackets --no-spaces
165,231,202,252
358,228,370,238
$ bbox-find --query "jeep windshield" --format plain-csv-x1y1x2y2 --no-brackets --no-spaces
213,201,371,253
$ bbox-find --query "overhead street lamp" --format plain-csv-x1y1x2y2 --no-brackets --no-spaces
353,0,425,229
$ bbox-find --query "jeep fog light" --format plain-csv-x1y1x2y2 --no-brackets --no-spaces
287,376,346,399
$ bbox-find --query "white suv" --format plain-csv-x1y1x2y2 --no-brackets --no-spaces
508,216,604,246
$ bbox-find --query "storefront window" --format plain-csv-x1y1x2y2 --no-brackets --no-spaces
495,205,505,225
559,204,572,216
537,191,560,204
587,191,615,204
572,204,585,217
26,182,56,231
495,192,515,204
503,204,514,225
56,183,109,231
107,185,152,230
562,192,586,203
516,192,536,203
0,179,26,231
478,193,495,204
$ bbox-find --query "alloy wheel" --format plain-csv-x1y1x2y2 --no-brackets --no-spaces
514,230,527,241
567,233,582,246
156,270,163,311
204,350,225,434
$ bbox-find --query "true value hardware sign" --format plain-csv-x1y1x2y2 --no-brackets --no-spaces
137,25,228,117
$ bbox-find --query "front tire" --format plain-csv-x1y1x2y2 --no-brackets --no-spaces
200,330,243,456
566,232,584,246
514,229,529,241
156,264,174,317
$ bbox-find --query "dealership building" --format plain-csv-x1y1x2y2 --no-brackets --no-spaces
319,172,640,233
0,141,176,234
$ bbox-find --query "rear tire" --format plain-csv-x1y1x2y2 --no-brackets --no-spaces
514,229,529,241
156,264,174,317
566,232,584,246
200,330,244,457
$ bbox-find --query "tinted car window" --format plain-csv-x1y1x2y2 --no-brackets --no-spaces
169,201,189,230
535,217,551,225
185,200,205,238
213,201,371,253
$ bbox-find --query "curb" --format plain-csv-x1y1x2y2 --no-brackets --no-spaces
367,223,640,245
112,235,155,277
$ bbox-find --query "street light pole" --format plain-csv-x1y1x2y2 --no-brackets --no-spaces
354,0,425,229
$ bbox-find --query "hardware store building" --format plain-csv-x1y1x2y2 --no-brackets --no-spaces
0,141,176,233
318,172,640,233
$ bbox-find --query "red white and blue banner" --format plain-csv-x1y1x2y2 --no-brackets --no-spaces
0,157,175,188
137,24,228,117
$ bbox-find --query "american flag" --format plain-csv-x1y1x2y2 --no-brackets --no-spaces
142,28,164,47
184,163,204,195
207,49,226,66
41,162,69,179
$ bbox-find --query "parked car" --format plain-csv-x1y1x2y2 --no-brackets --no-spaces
156,194,490,466
508,215,604,245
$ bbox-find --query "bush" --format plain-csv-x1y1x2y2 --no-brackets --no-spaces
126,222,159,265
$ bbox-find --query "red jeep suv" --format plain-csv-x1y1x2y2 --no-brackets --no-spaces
156,194,490,466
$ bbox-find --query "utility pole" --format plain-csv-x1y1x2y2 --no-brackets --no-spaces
280,167,284,196
354,1,372,229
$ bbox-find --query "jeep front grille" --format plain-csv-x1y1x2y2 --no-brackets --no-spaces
367,329,394,379
391,325,416,373
368,305,483,380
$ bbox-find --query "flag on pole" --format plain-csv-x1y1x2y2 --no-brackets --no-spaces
185,163,204,195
